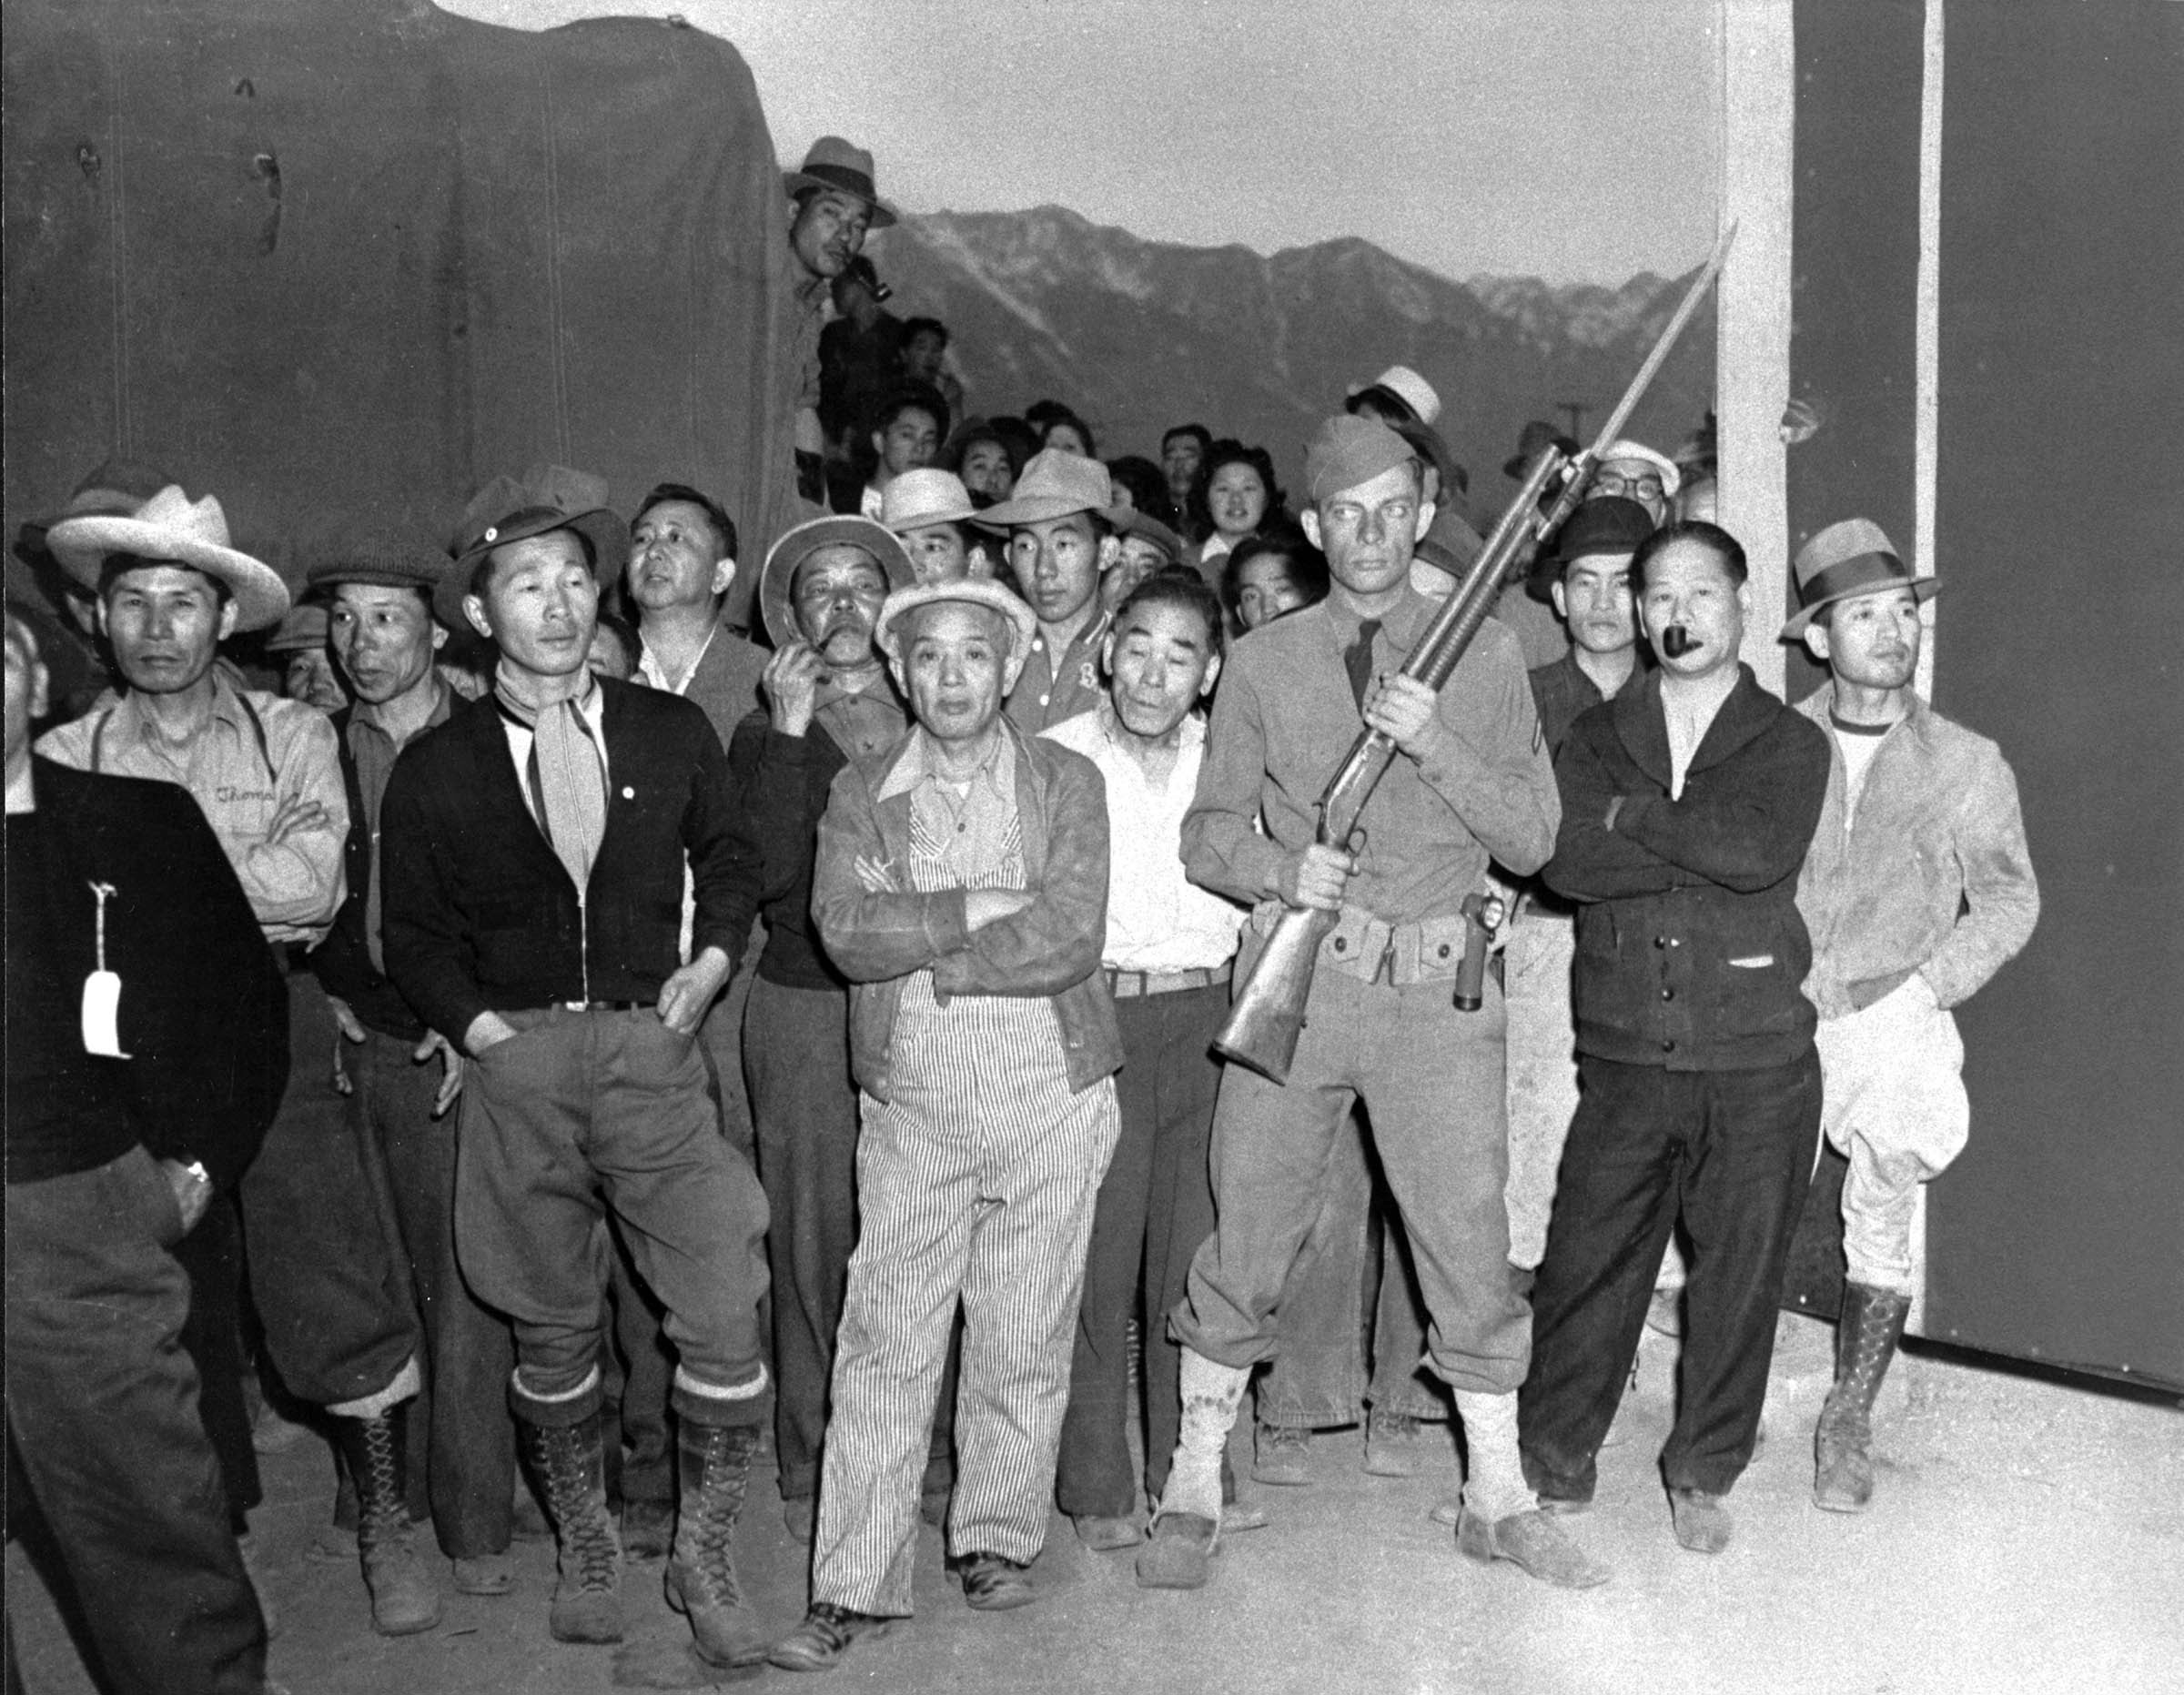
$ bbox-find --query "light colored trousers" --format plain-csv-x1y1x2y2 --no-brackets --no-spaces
1815,979,1970,1295
810,988,1119,1618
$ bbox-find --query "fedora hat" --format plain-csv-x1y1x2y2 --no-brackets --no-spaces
1504,420,1578,480
444,466,628,629
16,457,177,560
880,469,978,535
46,484,291,632
1782,518,1938,640
1526,495,1655,601
759,514,915,649
1112,506,1185,566
972,449,1128,532
1346,364,1441,428
783,136,897,229
874,578,1037,671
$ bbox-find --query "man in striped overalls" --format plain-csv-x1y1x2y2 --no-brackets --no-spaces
771,577,1123,1672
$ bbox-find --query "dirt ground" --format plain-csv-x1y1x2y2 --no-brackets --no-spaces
10,1314,2180,1695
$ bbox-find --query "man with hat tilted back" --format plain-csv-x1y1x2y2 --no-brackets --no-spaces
1137,416,1589,1594
1785,519,2037,1514
726,514,932,1547
985,448,1129,733
304,530,523,1606
1519,520,1831,1569
1345,364,1443,431
783,137,897,501
768,575,1122,1670
379,469,775,1668
35,485,442,1634
881,468,997,584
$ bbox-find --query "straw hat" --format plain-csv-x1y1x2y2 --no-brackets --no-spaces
758,514,915,649
874,579,1037,671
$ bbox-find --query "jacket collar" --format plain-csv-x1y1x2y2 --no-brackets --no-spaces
1613,663,1782,787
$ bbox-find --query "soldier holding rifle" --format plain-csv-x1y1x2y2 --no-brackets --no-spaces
1138,415,1599,1592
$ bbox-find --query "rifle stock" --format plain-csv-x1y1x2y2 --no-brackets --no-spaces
1209,227,1736,1085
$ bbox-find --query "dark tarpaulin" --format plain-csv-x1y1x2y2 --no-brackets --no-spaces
4,0,799,632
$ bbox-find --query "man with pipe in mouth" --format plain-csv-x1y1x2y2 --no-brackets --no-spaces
1518,520,1831,1566
1137,415,1587,1593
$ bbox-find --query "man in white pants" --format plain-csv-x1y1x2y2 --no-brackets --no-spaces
1787,518,2039,1512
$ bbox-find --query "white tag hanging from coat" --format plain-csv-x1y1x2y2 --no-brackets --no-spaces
82,881,131,1059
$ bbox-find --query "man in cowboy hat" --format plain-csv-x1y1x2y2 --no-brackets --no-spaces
1520,520,1830,1567
379,468,775,1667
769,576,1121,1670
880,468,995,584
727,515,929,1544
1138,415,1581,1595
303,531,523,1604
783,137,897,498
6,605,286,1695
982,448,1128,733
1345,364,1443,430
35,486,440,1633
1786,518,2037,1513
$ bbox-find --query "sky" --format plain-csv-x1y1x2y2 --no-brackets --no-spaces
440,0,1723,286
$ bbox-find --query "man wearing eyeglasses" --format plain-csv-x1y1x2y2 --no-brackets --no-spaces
1585,440,1681,526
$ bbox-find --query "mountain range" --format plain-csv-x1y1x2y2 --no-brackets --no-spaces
874,206,1714,512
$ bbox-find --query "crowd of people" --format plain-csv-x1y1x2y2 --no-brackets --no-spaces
4,134,2041,1694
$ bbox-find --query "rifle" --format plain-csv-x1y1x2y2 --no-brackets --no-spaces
1212,225,1736,1085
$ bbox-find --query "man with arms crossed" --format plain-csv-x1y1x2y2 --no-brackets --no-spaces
1785,519,2037,1512
1138,416,1585,1592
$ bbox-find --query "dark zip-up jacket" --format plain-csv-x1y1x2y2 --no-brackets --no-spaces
380,681,761,1051
1544,666,1830,1072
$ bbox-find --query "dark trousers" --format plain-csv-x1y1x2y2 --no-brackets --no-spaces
172,1195,260,1529
603,1223,676,1507
1056,983,1227,1518
1520,1052,1822,1501
456,1006,770,1414
5,1150,268,1695
349,1026,517,1557
238,965,418,1407
744,974,955,1502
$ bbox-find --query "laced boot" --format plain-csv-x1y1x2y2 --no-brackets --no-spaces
664,1421,767,1669
1814,1282,1911,1512
333,1408,440,1636
521,1414,623,1642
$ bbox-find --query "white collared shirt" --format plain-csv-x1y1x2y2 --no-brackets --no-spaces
634,622,717,697
1042,704,1246,974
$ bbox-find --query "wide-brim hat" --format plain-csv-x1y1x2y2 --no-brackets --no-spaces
1346,364,1441,428
971,448,1128,532
1781,518,1939,640
760,514,915,649
874,579,1037,671
1112,506,1185,565
1504,420,1578,480
880,469,978,536
443,466,628,629
1526,495,1656,601
783,136,897,229
46,483,292,632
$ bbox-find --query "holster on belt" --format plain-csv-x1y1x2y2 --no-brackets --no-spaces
1258,906,1472,987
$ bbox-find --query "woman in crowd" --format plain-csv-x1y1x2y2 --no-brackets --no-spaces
1027,399,1097,459
1105,455,1179,529
1190,440,1289,576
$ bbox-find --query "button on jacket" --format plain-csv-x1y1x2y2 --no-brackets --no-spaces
811,718,1122,1101
379,680,761,1048
1544,666,1831,1072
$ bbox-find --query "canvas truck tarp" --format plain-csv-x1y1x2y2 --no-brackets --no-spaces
5,0,802,633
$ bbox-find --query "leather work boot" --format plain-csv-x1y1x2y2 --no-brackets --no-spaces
333,1407,440,1636
664,1421,768,1669
1456,1506,1610,1589
521,1413,624,1643
1252,1421,1311,1487
1814,1281,1913,1513
1362,1407,1431,1477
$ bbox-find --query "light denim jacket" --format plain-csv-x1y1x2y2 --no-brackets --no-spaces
1795,691,2039,1022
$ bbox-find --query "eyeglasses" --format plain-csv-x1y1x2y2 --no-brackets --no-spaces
1592,470,1664,501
